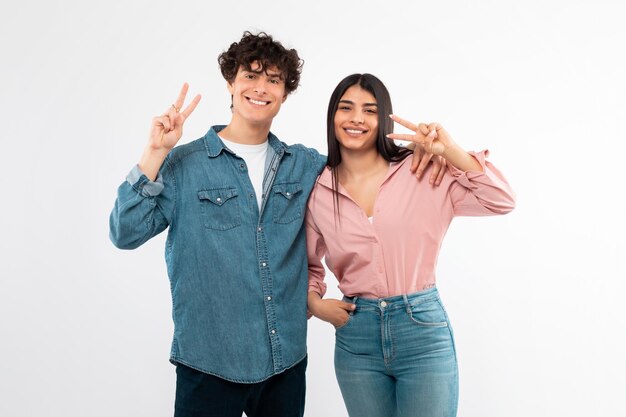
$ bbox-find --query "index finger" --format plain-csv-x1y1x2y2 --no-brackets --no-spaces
181,94,202,118
174,83,189,111
340,301,356,311
389,114,419,132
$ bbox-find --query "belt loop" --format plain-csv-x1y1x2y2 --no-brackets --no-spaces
351,296,358,315
402,294,411,313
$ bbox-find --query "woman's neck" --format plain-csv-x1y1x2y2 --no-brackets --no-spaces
338,148,389,183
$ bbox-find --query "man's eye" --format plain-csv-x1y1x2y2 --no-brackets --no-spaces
245,74,255,79
269,79,280,84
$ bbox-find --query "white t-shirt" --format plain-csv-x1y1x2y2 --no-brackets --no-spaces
219,137,269,211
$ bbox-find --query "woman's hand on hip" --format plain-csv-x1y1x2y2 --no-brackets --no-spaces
308,294,356,328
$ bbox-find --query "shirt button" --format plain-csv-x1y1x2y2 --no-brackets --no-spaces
262,262,267,267
249,193,254,198
271,329,276,334
258,227,262,232
380,301,388,308
240,163,245,169
267,296,272,301
286,192,290,196
216,197,222,203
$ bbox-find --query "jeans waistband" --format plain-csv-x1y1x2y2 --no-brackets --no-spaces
343,286,440,312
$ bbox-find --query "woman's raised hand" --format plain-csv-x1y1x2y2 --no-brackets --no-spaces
388,114,484,174
386,115,456,157
148,83,202,151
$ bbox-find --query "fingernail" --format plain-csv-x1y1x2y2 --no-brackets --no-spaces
389,114,394,118
351,304,356,310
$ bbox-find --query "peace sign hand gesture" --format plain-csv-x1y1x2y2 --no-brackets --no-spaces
148,83,202,151
139,83,201,181
386,115,456,157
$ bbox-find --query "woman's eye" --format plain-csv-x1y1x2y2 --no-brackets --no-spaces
339,106,351,111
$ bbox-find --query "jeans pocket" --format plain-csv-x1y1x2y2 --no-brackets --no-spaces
198,187,242,230
272,183,303,224
334,313,353,330
408,299,449,327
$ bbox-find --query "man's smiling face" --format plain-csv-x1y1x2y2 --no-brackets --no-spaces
227,61,287,127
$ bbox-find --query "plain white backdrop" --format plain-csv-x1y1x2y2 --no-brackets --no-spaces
1,1,625,416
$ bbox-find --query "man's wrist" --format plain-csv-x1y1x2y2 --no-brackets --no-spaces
139,147,170,182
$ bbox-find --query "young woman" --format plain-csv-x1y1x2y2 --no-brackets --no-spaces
306,73,516,417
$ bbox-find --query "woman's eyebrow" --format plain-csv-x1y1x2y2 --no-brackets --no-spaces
338,100,378,106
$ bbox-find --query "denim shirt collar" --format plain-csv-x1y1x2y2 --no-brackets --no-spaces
204,125,291,158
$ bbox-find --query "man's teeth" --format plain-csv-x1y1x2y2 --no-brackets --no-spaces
249,99,269,105
346,129,366,134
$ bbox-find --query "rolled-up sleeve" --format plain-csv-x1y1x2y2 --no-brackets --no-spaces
448,150,516,216
109,159,176,249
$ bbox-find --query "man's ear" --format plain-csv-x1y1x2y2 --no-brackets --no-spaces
226,80,234,95
281,93,288,104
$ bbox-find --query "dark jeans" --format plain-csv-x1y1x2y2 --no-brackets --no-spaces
174,356,307,417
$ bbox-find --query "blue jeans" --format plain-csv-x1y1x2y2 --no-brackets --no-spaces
334,287,458,417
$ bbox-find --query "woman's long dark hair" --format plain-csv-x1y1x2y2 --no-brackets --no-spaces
326,73,412,222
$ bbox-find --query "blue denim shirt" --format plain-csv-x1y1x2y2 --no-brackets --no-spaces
110,126,326,383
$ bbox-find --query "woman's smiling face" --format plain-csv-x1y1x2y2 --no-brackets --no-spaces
334,85,379,152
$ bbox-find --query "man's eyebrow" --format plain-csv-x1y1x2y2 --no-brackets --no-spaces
247,67,283,76
242,68,284,79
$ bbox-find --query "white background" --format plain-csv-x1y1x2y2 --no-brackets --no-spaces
1,1,625,416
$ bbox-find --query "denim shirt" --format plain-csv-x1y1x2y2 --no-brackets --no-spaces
110,126,326,383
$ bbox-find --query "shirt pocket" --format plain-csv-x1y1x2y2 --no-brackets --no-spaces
197,187,242,230
272,182,303,224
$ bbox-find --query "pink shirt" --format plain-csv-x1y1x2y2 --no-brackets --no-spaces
306,150,516,299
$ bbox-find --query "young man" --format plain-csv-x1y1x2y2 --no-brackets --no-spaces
110,32,323,417
110,31,443,417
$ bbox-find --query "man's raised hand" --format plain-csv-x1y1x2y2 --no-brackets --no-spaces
148,83,201,151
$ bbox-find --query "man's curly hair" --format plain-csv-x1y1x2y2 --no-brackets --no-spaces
218,31,303,95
